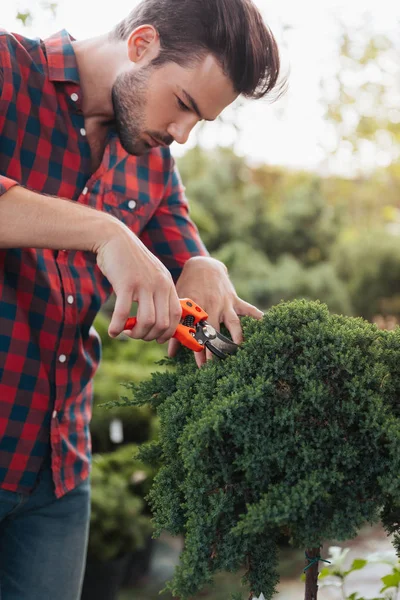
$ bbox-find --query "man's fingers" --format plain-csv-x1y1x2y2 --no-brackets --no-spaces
156,287,182,344
237,300,264,320
168,338,180,357
127,291,156,340
109,290,135,338
205,347,215,362
142,286,172,342
223,309,243,345
195,349,206,368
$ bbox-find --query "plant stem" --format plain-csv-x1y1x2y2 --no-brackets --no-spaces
341,581,347,600
304,547,321,600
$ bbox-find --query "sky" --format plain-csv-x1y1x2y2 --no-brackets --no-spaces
2,0,400,176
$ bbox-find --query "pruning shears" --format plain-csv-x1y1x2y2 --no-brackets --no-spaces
124,298,239,359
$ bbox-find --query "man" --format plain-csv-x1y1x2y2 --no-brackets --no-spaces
0,0,282,597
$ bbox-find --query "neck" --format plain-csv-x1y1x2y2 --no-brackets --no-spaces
72,34,125,121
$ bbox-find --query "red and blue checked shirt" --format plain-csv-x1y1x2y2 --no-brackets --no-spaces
0,28,208,497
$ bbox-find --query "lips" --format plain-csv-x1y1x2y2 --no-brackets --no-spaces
148,134,170,148
146,134,159,148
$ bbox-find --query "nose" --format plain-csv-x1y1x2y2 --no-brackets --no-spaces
167,121,195,145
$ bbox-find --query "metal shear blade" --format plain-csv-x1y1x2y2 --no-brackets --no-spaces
194,321,239,359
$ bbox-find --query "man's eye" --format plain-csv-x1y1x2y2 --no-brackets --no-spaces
177,97,190,111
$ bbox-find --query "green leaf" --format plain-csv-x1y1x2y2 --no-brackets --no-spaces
380,570,400,592
43,2,58,17
346,595,387,600
318,567,333,580
16,11,32,26
344,558,367,575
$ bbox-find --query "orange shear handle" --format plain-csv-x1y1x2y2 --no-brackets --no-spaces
124,298,208,353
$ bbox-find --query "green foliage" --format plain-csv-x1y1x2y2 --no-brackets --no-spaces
177,145,400,318
88,444,155,562
15,3,57,28
333,231,400,319
178,146,266,253
118,300,400,599
178,148,341,268
91,311,165,452
322,22,400,171
250,178,341,266
16,11,33,27
215,242,352,314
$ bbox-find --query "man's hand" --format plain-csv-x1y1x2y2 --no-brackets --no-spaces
168,256,263,367
0,185,182,343
95,221,182,342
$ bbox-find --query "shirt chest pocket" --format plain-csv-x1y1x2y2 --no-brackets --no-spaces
99,190,156,236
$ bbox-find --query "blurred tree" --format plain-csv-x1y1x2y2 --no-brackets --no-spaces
333,230,400,320
179,148,342,266
178,146,263,252
321,16,400,176
250,177,341,266
16,2,57,28
214,242,351,315
90,311,165,453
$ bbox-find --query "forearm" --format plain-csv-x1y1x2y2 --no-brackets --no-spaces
0,185,121,252
0,185,184,342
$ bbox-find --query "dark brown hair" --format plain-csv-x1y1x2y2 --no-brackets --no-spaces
111,0,284,100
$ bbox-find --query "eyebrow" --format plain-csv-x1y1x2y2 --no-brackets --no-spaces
181,89,215,122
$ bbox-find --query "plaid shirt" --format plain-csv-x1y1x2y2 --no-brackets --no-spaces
0,29,207,497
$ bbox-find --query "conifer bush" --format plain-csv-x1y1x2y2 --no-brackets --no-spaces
116,300,400,600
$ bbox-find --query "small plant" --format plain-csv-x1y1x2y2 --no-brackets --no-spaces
114,299,400,600
315,546,400,600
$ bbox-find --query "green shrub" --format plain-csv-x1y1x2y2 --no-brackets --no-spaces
90,311,165,452
251,179,340,267
87,444,156,562
214,243,352,315
333,231,400,320
115,299,400,599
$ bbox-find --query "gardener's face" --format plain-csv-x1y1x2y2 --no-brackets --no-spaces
112,27,238,155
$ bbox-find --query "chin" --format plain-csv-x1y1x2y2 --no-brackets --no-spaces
118,134,149,156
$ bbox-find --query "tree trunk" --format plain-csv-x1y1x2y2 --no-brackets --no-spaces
304,546,321,600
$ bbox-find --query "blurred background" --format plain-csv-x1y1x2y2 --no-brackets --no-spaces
3,0,400,598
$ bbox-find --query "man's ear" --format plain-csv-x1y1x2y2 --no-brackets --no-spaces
126,25,160,64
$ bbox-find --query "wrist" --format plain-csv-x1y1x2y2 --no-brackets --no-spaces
184,255,228,274
91,213,131,254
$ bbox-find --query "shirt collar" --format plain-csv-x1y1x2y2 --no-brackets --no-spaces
43,29,80,84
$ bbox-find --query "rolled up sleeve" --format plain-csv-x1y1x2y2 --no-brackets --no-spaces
139,160,209,282
0,175,18,198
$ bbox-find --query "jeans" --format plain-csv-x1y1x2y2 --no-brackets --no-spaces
0,455,90,600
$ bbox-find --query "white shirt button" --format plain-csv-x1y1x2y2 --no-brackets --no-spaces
67,295,74,304
70,93,79,102
128,200,136,210
82,186,88,195
80,128,86,137
58,354,67,363
52,410,57,419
